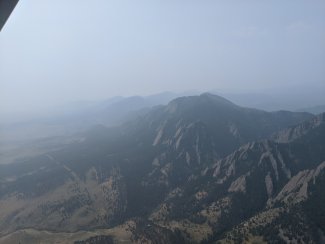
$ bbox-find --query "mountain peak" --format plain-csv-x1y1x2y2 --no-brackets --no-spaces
164,93,238,115
199,92,238,107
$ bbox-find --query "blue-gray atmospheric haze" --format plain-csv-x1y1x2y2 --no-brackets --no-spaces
0,0,325,117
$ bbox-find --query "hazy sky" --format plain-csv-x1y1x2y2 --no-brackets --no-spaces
1,0,325,114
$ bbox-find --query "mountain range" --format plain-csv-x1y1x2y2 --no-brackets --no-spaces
0,93,324,243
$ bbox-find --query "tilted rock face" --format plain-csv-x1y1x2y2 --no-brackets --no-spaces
220,162,325,243
210,140,292,195
272,112,325,143
207,112,325,201
272,161,325,205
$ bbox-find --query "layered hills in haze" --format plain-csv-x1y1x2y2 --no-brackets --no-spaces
0,94,324,243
